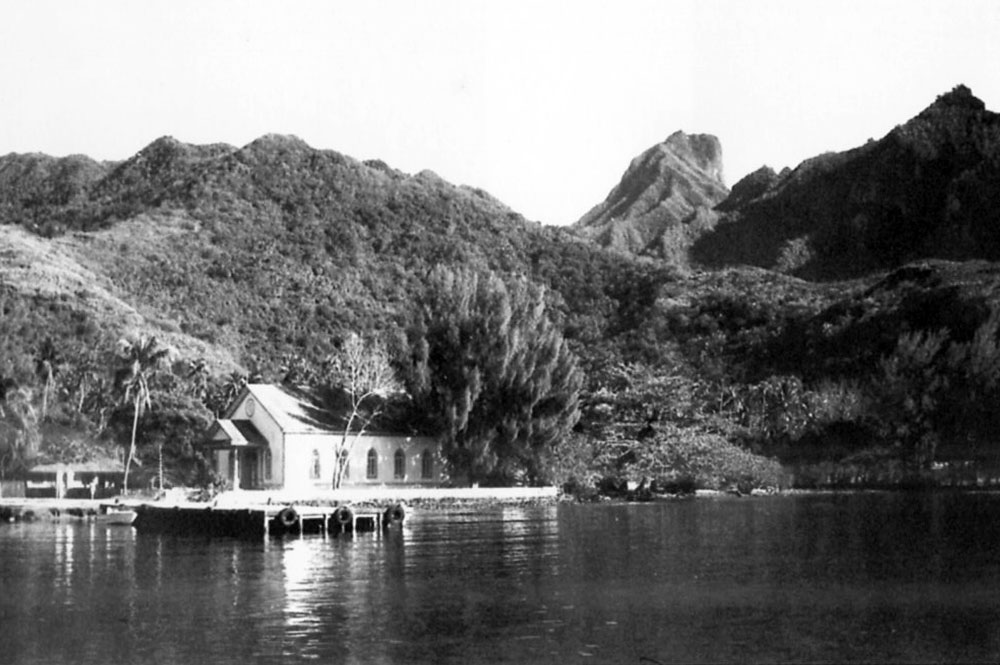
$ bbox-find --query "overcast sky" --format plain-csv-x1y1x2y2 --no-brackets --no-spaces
1,1,998,225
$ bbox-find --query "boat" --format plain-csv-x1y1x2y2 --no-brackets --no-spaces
101,507,137,526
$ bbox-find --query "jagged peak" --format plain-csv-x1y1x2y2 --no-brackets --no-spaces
927,84,985,113
658,131,724,182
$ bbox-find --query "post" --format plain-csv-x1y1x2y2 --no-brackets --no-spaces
232,450,240,490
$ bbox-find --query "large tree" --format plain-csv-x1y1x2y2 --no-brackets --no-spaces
116,335,169,492
0,382,39,479
404,267,583,484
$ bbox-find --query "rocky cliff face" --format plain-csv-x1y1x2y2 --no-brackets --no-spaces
574,131,729,262
694,85,1000,279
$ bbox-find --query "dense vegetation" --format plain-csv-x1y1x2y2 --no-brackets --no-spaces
4,88,1000,494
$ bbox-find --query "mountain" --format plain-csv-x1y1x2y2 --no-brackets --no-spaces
5,90,1000,488
574,131,729,263
0,134,678,378
693,85,1000,279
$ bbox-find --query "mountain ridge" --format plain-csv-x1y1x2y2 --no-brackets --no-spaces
693,84,1000,278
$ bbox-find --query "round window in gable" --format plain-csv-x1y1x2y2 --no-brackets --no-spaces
245,398,255,417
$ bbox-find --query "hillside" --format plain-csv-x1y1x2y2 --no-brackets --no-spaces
4,95,1000,490
575,131,728,263
692,85,1000,279
0,135,677,378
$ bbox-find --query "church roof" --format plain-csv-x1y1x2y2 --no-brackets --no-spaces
207,419,270,447
221,383,426,436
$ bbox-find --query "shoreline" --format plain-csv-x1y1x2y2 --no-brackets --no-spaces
5,484,1000,524
0,486,562,523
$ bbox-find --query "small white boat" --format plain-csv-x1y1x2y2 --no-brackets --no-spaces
101,508,137,526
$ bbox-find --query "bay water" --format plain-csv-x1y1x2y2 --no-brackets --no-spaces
2,493,999,664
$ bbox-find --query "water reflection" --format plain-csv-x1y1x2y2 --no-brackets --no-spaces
3,496,1000,663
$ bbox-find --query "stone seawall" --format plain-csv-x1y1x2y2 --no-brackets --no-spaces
214,486,561,509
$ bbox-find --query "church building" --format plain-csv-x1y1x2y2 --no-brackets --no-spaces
201,384,441,491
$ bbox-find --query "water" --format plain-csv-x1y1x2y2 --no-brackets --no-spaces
2,493,1000,664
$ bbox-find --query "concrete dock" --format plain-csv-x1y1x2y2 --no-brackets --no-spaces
132,501,405,537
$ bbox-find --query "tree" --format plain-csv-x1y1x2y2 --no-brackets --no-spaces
184,358,210,403
0,382,39,479
141,390,215,489
116,335,170,492
34,337,60,421
873,330,948,468
205,370,249,418
404,267,583,484
325,334,401,489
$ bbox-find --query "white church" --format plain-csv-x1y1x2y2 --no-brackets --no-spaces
201,384,442,491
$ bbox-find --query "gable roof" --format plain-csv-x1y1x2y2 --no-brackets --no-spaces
207,419,270,447
222,383,428,437
224,384,333,434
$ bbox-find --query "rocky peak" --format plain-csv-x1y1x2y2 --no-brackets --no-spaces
574,131,728,259
663,131,724,182
924,84,985,114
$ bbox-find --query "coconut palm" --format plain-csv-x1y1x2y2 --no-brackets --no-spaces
116,336,170,492
185,358,210,402
34,337,60,421
220,371,248,407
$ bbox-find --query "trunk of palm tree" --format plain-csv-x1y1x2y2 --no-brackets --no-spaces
124,393,140,493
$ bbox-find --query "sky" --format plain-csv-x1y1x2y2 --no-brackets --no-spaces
1,1,998,225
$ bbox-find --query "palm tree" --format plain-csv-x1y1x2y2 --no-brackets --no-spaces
116,335,170,493
220,371,248,410
34,338,60,421
185,358,210,402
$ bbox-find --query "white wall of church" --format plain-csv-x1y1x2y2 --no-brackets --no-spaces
231,393,286,488
284,433,441,489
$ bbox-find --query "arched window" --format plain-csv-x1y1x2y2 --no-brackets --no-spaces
421,449,434,479
310,449,321,480
366,448,378,480
394,449,406,480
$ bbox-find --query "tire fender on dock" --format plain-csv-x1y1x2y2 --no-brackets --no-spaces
276,506,299,529
333,505,354,527
383,503,406,526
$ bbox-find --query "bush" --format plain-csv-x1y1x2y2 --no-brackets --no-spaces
556,425,785,497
